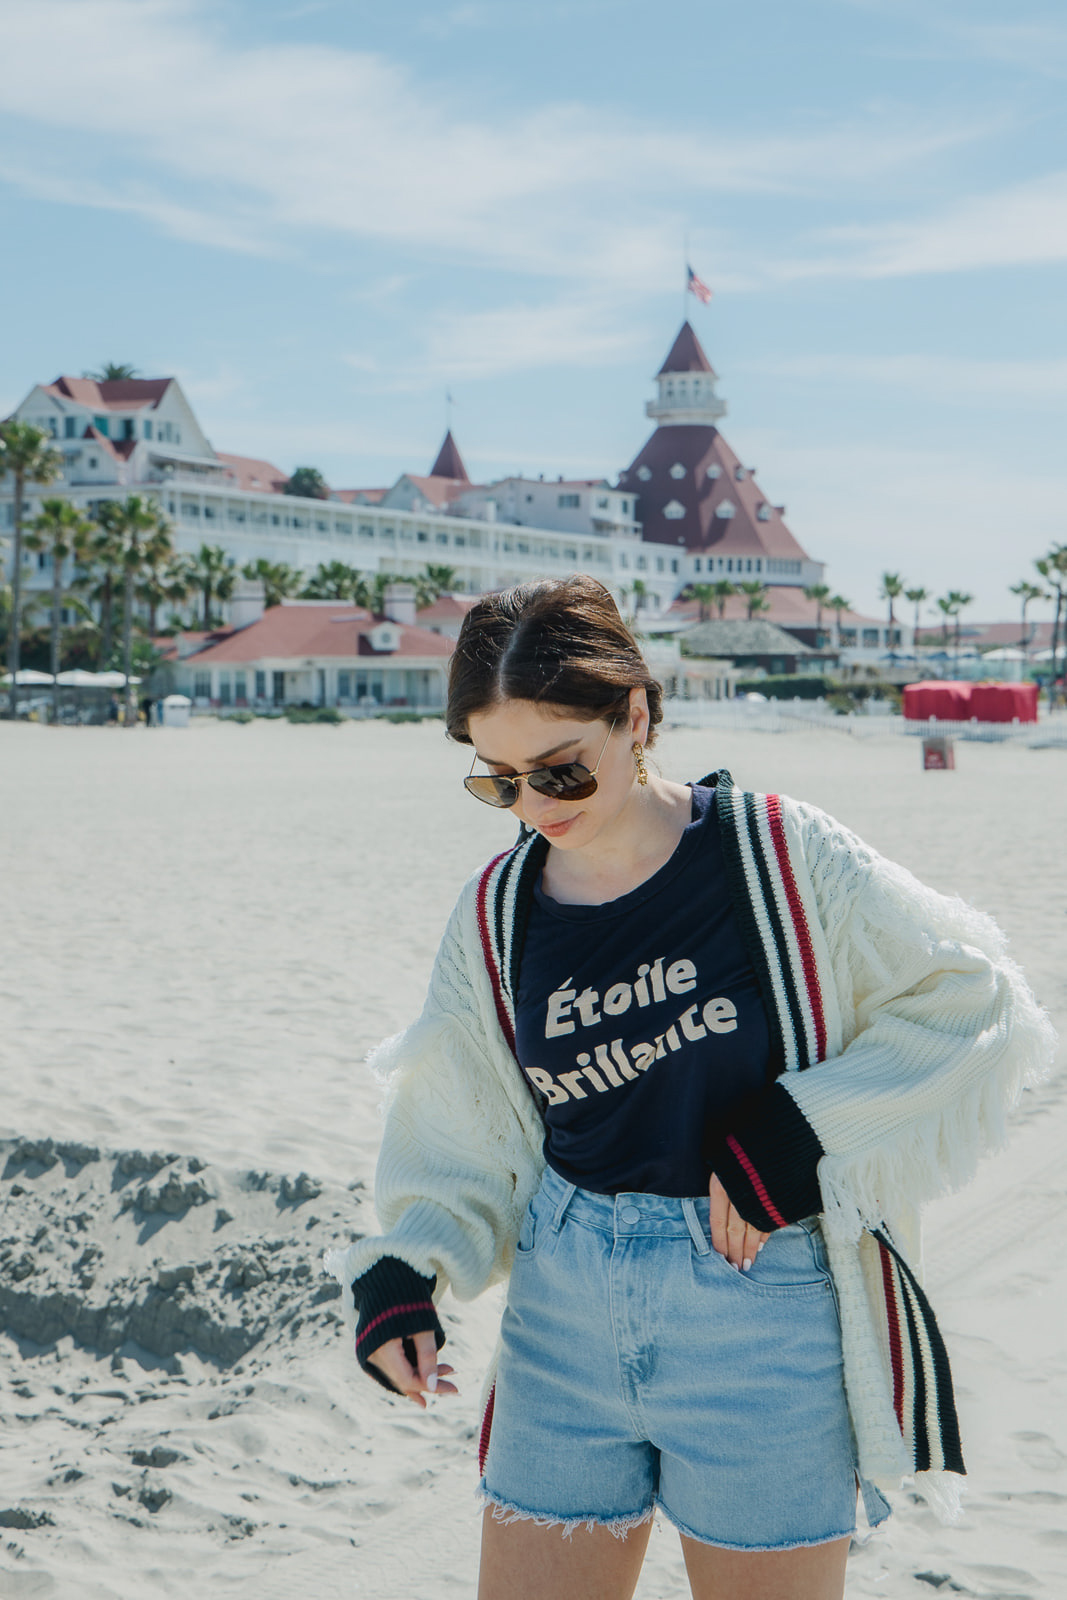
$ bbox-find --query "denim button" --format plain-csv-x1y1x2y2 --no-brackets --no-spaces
620,1205,641,1224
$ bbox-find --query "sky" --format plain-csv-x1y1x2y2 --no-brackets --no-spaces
1,0,1065,624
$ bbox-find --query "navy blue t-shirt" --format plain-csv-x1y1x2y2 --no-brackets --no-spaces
514,784,770,1196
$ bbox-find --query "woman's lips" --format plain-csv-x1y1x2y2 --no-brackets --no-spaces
538,815,580,839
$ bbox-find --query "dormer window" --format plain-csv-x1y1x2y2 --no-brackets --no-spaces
734,465,746,482
663,500,686,520
717,499,736,519
669,463,686,480
705,464,721,480
636,466,652,482
757,503,771,522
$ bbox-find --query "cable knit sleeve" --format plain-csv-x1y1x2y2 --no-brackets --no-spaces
324,873,546,1329
775,804,1055,1240
706,797,1056,1240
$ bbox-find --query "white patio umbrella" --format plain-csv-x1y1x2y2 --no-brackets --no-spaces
981,648,1027,662
56,669,107,686
92,670,142,687
0,668,55,684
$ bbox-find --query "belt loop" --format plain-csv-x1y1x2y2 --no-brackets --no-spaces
682,1197,710,1256
551,1181,577,1233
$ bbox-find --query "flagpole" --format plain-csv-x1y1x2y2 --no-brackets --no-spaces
683,230,690,322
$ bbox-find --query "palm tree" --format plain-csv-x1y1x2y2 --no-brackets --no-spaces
710,579,736,619
244,557,307,608
131,515,177,636
943,590,974,669
803,582,831,643
0,420,63,717
737,580,770,620
24,498,96,721
689,582,716,622
83,362,141,382
298,560,364,602
1035,545,1067,704
190,543,237,629
936,595,954,648
422,563,458,597
72,521,125,666
285,466,330,500
101,496,171,725
879,572,906,647
827,594,851,648
631,578,648,615
1009,580,1047,658
905,586,929,651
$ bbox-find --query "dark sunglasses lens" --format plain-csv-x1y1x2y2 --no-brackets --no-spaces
464,774,519,807
526,763,597,801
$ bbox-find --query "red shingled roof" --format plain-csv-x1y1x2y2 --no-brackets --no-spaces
44,376,172,410
333,488,387,504
657,322,715,377
429,429,470,483
619,424,813,563
403,474,469,509
185,603,454,665
216,452,289,494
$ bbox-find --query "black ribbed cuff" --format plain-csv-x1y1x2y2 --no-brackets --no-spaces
704,1080,824,1231
353,1257,445,1393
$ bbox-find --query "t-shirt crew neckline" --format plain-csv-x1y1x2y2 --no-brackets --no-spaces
532,785,712,923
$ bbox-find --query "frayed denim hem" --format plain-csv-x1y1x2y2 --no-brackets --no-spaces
477,1481,654,1542
657,1499,857,1553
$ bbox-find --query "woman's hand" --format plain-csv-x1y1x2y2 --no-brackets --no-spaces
367,1331,458,1408
708,1172,771,1270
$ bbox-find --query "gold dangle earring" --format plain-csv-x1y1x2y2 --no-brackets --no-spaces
632,742,648,787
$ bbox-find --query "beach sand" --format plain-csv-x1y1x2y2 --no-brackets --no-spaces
0,716,1063,1599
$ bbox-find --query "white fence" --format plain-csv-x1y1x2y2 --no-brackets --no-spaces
660,698,1067,746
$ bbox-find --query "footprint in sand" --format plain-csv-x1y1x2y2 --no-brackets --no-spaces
1012,1431,1067,1472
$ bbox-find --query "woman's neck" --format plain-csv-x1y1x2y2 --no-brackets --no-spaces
540,777,693,906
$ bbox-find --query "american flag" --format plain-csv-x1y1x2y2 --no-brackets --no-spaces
687,265,713,304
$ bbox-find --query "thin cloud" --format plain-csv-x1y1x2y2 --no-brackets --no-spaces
748,352,1067,401
0,0,999,286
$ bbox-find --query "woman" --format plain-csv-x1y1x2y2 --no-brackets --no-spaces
327,577,1053,1600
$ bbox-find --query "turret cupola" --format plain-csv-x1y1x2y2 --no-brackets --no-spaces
645,320,726,426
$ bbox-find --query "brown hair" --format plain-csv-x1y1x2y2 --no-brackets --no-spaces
446,576,663,746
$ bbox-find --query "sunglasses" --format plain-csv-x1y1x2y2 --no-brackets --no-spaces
464,719,619,809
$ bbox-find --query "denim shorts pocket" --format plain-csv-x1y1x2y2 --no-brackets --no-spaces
514,1191,543,1257
694,1214,832,1294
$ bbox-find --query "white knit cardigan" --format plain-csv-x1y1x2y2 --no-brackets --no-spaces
327,779,1054,1517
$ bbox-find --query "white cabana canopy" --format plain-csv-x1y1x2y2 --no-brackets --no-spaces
981,648,1027,662
0,669,54,684
91,670,142,687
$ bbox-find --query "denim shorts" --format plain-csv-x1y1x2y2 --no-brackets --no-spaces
480,1165,890,1550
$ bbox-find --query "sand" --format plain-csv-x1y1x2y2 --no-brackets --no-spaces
0,715,1064,1599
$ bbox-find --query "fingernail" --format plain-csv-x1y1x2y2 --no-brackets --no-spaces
426,1371,438,1392
757,1242,765,1252
742,1258,752,1272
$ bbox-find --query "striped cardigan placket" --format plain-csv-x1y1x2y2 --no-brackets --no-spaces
474,780,964,1483
714,773,964,1481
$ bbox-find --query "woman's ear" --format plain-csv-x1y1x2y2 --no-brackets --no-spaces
627,684,650,745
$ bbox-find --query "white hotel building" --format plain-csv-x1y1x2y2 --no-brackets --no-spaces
2,325,903,662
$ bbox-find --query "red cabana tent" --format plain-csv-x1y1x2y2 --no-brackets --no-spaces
902,681,973,720
969,682,1039,723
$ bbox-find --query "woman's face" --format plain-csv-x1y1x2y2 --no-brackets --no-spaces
465,695,646,849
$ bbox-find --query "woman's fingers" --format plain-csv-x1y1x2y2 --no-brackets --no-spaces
366,1335,458,1405
708,1173,772,1269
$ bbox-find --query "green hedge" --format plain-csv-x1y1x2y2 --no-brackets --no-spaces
735,676,834,700
284,706,345,724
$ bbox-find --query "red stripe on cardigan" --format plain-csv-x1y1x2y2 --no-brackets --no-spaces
765,793,828,1065
478,1383,496,1476
356,1301,437,1350
476,852,516,1057
879,1242,906,1430
725,1135,788,1229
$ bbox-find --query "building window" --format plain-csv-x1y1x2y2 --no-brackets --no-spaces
757,503,771,522
88,456,98,469
694,558,702,573
315,519,328,532
706,464,721,480
734,465,746,481
271,513,280,527
233,671,247,702
656,557,664,573
93,415,110,437
417,529,428,542
717,500,736,520
194,671,211,699
663,500,685,520
218,672,232,706
862,629,879,648
558,493,580,508
64,417,77,438
564,547,578,560
338,670,352,700
596,496,609,509
671,559,678,573
620,499,629,513
204,506,216,520
636,555,647,571
636,466,651,481
144,420,153,440
436,532,449,545
255,671,266,700
455,533,466,546
619,553,629,569
669,464,686,480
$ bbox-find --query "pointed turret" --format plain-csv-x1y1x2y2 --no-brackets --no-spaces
645,322,726,426
657,320,715,377
429,429,469,482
